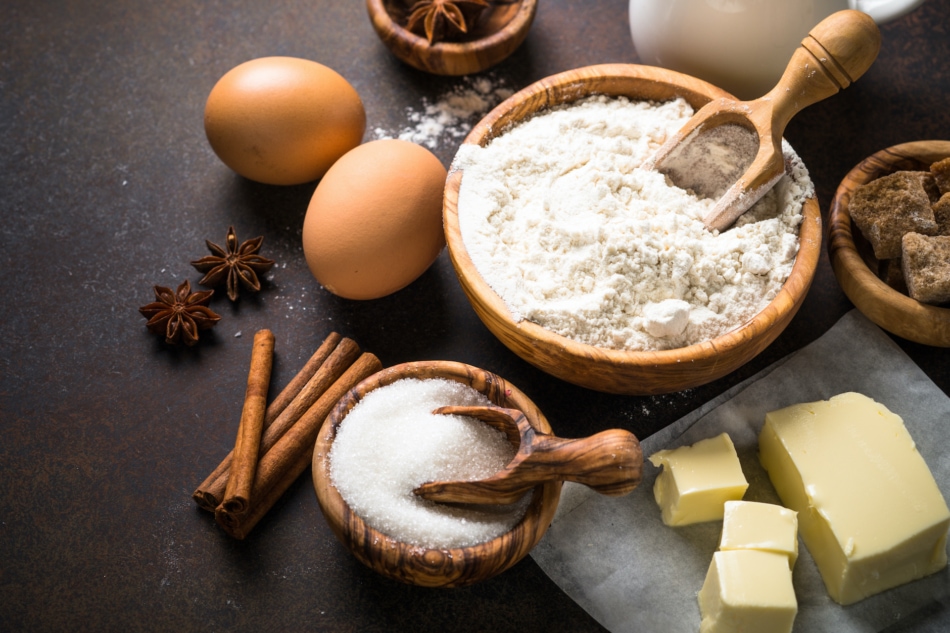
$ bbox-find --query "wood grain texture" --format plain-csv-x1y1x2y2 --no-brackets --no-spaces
443,63,822,395
828,140,950,347
366,0,537,76
414,405,642,505
311,361,561,587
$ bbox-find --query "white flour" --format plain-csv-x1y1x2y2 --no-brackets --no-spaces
454,95,813,351
373,75,513,149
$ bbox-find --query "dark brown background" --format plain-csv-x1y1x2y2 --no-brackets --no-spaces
1,1,948,631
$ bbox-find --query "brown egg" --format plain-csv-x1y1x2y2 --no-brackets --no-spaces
302,140,447,300
204,57,365,185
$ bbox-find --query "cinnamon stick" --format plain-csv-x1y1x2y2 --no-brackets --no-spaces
266,332,342,427
197,338,360,510
220,329,274,516
192,332,347,511
215,352,382,539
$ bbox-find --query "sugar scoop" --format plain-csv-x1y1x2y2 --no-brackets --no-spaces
413,405,642,505
646,9,881,232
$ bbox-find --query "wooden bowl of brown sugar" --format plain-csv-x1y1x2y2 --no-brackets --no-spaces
312,360,561,587
828,140,950,347
443,64,822,395
366,0,537,76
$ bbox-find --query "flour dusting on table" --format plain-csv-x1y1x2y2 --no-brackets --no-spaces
374,75,513,150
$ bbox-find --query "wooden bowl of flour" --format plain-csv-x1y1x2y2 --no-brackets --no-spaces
443,64,821,395
312,361,561,587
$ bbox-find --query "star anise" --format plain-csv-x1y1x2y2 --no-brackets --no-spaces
404,0,490,44
191,226,275,301
139,280,221,346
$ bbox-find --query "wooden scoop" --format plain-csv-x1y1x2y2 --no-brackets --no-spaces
646,9,881,232
413,405,642,505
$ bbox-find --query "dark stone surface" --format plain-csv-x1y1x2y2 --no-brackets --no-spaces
1,1,947,631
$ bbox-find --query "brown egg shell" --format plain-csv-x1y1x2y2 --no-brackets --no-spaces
204,56,365,185
302,139,447,300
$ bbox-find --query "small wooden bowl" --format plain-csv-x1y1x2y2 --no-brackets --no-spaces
443,64,822,395
366,0,537,76
312,361,561,587
828,141,950,347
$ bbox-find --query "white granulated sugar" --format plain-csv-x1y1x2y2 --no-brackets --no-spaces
328,378,530,549
374,75,514,149
454,95,814,351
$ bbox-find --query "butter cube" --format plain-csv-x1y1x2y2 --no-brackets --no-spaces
649,432,748,526
698,550,797,633
719,500,798,568
760,392,950,605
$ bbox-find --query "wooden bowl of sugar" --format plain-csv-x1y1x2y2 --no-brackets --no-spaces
312,360,561,587
443,63,822,395
366,0,537,76
828,140,950,347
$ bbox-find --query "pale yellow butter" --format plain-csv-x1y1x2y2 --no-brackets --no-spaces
648,432,748,526
719,500,798,568
698,549,797,633
759,392,950,605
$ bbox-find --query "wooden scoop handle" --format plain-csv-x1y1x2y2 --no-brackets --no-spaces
765,9,881,135
700,10,880,232
514,428,643,494
415,405,642,505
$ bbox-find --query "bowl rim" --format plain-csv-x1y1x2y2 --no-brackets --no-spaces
311,360,562,587
443,63,822,389
366,0,538,61
828,140,950,347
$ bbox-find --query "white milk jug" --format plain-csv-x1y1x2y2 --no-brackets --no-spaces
629,0,925,99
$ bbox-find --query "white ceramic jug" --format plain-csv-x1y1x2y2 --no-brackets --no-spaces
629,0,925,99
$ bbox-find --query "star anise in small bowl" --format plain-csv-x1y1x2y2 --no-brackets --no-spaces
403,0,491,44
370,0,535,75
191,226,275,301
139,280,221,346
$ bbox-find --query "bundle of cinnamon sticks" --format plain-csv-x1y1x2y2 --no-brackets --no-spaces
193,330,381,539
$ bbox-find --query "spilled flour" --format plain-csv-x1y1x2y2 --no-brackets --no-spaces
373,75,513,149
454,95,814,351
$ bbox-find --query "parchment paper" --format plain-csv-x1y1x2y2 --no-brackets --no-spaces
531,310,950,632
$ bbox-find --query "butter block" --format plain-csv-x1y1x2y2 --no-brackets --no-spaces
759,392,950,605
698,550,797,633
720,500,798,568
649,432,748,526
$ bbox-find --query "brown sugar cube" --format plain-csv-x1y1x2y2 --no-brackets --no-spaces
916,172,941,204
850,171,937,259
901,233,950,305
931,157,950,196
933,193,950,235
880,258,908,294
